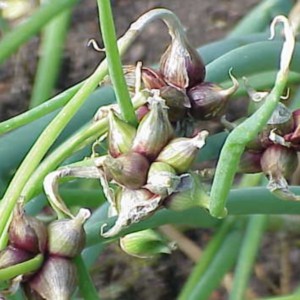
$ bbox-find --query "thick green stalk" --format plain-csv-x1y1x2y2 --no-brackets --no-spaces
188,230,242,300
30,7,72,108
178,218,235,300
74,255,100,300
97,0,137,126
0,0,78,64
229,215,267,300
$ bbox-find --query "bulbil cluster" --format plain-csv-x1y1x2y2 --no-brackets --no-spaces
94,24,240,238
0,204,90,299
239,103,300,199
98,96,209,237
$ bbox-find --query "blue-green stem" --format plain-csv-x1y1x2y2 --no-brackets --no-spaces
228,0,293,38
97,0,137,126
178,218,236,300
229,215,267,300
0,254,43,281
73,255,100,299
30,6,72,108
0,0,78,64
187,230,242,300
0,82,83,136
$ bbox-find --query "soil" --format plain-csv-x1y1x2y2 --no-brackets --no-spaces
2,1,299,300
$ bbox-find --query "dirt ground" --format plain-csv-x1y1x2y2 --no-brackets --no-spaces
3,1,299,300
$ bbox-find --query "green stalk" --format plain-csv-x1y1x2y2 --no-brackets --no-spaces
0,254,43,281
74,255,100,300
21,118,108,200
206,42,300,83
188,230,242,300
97,0,137,126
0,60,109,245
0,0,78,64
30,7,72,108
228,0,293,38
178,218,235,300
0,82,83,136
229,215,267,300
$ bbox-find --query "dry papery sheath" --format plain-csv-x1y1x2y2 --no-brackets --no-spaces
102,188,162,238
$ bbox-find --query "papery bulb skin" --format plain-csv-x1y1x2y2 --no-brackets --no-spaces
260,103,294,148
160,31,205,89
102,187,162,238
9,203,47,254
103,65,166,93
47,209,90,258
238,150,263,174
260,144,298,180
29,256,77,300
132,97,174,161
103,152,150,189
140,66,167,90
160,86,190,122
107,110,137,158
187,76,239,120
156,131,208,173
0,246,33,269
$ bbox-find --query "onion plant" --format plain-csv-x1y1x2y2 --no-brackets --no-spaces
1,0,300,299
